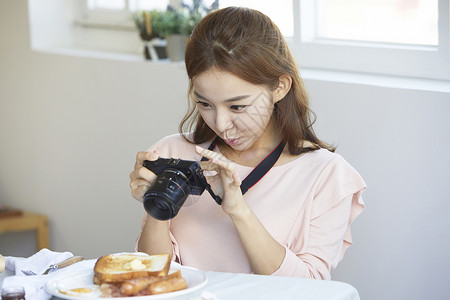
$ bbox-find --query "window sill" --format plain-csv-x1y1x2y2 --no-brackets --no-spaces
300,68,450,93
74,18,136,32
30,46,450,93
32,45,143,62
31,45,185,67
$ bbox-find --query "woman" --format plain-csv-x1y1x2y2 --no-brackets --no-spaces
130,7,366,279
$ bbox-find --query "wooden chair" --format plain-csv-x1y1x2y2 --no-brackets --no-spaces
0,210,49,251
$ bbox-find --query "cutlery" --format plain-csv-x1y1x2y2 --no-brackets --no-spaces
21,255,84,275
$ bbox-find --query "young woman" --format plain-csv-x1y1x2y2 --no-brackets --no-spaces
129,7,366,279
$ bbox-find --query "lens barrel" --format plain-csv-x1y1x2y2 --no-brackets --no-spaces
142,169,191,220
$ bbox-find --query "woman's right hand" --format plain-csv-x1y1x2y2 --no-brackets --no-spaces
129,149,160,202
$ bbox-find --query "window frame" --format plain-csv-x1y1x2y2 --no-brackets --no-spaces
80,0,450,81
82,0,131,22
293,0,450,81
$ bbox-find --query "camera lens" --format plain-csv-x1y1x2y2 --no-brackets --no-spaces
142,169,191,220
154,199,170,210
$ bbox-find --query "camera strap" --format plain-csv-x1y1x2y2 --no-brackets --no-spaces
201,136,286,195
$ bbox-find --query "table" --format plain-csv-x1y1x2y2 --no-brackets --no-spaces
0,211,49,251
0,260,360,300
183,270,360,300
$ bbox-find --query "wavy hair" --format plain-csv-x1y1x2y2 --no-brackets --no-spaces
180,7,334,154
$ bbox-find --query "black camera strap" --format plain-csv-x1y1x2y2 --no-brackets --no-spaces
201,136,286,195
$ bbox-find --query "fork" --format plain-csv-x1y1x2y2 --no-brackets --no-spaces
21,269,37,276
21,256,84,276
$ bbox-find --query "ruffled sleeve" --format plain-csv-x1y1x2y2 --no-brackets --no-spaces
272,154,366,279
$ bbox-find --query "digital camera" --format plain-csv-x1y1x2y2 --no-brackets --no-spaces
143,158,222,220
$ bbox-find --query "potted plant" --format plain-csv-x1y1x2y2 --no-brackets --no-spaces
133,0,219,61
153,6,189,61
132,10,167,60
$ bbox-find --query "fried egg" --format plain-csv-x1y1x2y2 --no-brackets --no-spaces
59,284,101,298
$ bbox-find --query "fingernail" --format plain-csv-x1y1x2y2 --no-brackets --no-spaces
195,146,203,152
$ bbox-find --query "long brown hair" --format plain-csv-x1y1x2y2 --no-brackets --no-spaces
180,7,334,154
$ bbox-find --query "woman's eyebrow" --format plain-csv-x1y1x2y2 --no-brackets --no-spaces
194,91,251,103
194,91,209,101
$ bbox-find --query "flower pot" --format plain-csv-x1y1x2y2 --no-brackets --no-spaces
166,34,187,62
142,38,167,61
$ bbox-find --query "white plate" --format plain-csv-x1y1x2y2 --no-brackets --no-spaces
45,265,207,299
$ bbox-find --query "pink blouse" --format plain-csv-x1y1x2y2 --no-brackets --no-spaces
136,134,366,279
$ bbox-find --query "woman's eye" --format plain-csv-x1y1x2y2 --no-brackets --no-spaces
195,101,212,108
230,105,247,111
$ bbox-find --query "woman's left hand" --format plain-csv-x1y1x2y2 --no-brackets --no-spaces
196,146,286,275
195,146,246,216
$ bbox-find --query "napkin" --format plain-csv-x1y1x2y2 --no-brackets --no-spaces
2,248,75,300
2,251,151,299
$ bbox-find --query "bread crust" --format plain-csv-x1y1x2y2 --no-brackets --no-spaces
93,254,170,283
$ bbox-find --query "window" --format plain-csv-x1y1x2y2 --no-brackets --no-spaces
218,0,293,36
87,0,127,10
316,0,438,46
295,0,450,80
82,0,293,36
77,0,450,80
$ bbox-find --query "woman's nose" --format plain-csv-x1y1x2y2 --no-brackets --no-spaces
215,110,233,133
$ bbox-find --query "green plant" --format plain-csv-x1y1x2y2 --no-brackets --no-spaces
182,0,219,35
153,7,189,37
133,0,219,39
132,10,162,40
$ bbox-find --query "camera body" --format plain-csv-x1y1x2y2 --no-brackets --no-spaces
143,158,221,220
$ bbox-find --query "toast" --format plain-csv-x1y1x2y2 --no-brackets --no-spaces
93,253,170,284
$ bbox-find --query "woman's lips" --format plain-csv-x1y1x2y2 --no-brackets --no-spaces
224,138,239,146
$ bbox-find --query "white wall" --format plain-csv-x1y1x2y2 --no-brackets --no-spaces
0,0,188,257
1,1,449,299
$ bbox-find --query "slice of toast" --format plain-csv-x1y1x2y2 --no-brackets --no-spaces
94,253,170,284
166,268,182,279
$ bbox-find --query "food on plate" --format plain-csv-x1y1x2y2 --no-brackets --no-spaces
93,254,188,297
61,288,92,294
100,270,188,297
58,285,102,297
120,276,162,296
147,276,188,295
94,253,171,284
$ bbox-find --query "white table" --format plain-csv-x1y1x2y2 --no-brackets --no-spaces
1,260,360,300
183,270,360,300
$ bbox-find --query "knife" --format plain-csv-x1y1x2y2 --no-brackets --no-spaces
43,255,84,275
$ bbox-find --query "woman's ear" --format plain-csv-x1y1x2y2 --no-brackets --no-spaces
273,75,292,103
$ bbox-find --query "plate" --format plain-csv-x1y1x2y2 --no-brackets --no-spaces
45,265,207,299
